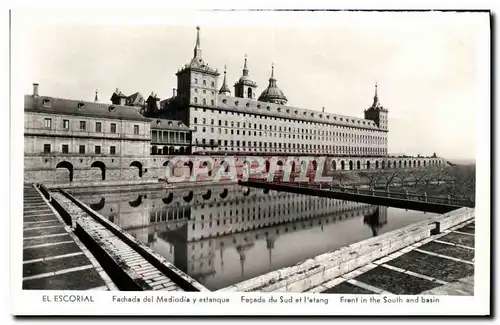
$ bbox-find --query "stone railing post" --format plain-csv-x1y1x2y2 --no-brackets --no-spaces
405,190,409,200
356,186,359,194
447,195,451,204
372,188,375,196
424,192,428,202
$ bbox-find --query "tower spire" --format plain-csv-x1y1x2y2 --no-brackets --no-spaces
372,82,380,107
271,62,275,79
94,89,98,102
219,64,231,95
193,26,202,59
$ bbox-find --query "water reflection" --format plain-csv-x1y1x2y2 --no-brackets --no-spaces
72,185,436,290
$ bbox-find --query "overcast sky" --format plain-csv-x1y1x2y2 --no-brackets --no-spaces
14,9,489,160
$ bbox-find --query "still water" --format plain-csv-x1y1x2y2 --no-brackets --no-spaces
71,185,439,290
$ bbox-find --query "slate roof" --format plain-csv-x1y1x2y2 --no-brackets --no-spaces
24,95,150,122
149,118,191,131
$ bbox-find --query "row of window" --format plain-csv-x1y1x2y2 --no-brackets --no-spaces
43,144,116,155
194,138,386,152
193,97,215,106
193,78,215,87
193,126,386,144
194,118,384,138
192,107,381,130
43,118,140,134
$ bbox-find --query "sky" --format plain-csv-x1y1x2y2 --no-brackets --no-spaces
13,9,489,161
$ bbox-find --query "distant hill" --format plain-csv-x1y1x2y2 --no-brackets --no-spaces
446,158,476,166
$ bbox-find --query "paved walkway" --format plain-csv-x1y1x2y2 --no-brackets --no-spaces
307,219,475,295
23,184,116,290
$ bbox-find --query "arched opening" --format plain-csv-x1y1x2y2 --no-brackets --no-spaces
56,161,74,182
183,191,194,202
388,161,392,169
163,146,168,155
366,161,371,169
413,160,417,168
404,161,407,168
129,195,143,207
399,160,402,168
349,161,353,170
340,161,345,170
357,161,361,170
169,146,175,154
418,160,421,167
375,161,379,169
265,160,270,172
332,161,336,171
162,193,174,204
381,161,385,169
91,161,106,180
90,198,105,211
130,161,143,177
220,188,229,199
247,88,253,98
424,161,427,167
202,190,212,200
151,146,158,155
179,147,185,154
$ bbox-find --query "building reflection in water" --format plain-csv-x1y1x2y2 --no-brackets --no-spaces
72,185,433,291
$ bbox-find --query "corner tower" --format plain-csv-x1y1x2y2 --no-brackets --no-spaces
258,64,287,105
175,26,220,108
364,83,388,130
234,55,258,99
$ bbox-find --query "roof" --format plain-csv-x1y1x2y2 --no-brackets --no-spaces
149,118,191,131
24,95,150,122
127,92,145,106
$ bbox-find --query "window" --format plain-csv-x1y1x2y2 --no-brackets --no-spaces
203,99,206,105
95,122,102,133
194,118,198,124
62,144,69,154
110,146,116,155
95,145,101,154
79,121,86,130
43,144,51,153
211,100,214,106
211,81,215,87
44,118,52,128
79,145,85,154
111,123,116,133
203,80,206,85
63,120,69,129
194,97,198,104
194,78,198,84
134,125,139,135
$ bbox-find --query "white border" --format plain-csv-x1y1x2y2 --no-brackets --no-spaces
5,1,493,320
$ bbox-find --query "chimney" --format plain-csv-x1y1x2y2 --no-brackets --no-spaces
33,83,39,97
173,88,177,97
322,107,325,113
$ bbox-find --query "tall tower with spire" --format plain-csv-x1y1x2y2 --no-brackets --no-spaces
233,55,258,99
364,82,388,130
175,26,220,110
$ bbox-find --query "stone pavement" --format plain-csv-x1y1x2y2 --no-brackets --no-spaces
309,219,475,295
22,184,116,290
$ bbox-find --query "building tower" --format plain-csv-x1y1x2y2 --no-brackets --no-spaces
364,82,388,130
175,26,220,109
219,65,231,96
110,88,127,105
234,55,258,99
258,63,287,105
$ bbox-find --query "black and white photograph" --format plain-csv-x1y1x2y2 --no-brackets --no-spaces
8,6,491,317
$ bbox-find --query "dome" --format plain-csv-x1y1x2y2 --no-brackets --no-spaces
258,64,287,104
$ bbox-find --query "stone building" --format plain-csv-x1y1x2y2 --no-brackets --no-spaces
147,27,389,157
